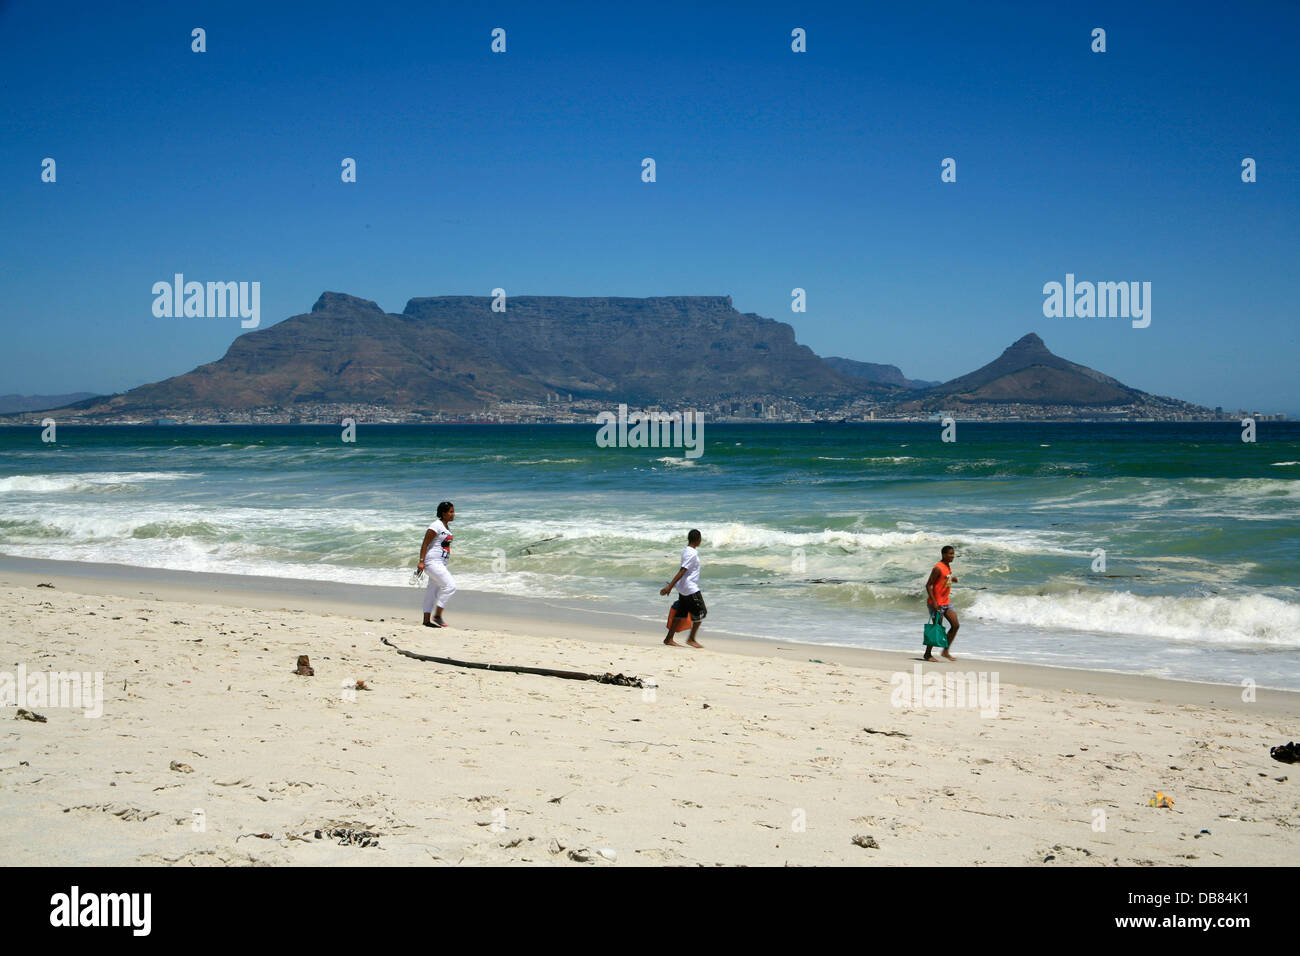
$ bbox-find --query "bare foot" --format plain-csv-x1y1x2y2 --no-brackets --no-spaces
940,650,957,661
664,636,681,646
685,639,703,648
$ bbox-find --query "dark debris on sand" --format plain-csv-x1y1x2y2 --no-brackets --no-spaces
1269,741,1299,764
311,826,381,848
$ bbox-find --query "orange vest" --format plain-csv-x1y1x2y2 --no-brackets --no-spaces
930,562,952,606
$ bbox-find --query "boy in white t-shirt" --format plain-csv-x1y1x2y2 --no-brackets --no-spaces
660,529,706,648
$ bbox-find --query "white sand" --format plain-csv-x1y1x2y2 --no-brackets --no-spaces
1,565,1297,866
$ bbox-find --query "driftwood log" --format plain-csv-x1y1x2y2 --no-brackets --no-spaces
381,637,644,688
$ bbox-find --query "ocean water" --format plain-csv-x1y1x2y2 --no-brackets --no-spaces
2,422,1299,689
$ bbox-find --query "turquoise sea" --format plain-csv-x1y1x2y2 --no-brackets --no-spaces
2,422,1298,688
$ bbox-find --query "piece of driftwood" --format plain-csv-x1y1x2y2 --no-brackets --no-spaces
381,637,643,688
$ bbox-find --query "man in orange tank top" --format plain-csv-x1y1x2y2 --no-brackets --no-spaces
924,545,959,661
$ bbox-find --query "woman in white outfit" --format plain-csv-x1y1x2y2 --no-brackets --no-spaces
418,501,456,628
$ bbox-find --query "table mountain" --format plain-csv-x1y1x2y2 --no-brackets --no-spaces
60,293,867,416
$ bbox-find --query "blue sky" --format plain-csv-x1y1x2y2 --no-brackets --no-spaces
2,0,1297,413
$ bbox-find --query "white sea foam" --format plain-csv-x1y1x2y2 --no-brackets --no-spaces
0,471,196,493
0,535,567,600
0,501,414,545
970,589,1300,648
1186,477,1300,498
1030,476,1300,513
467,514,1068,559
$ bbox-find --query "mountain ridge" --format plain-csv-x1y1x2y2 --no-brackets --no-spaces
0,392,100,414
21,293,1217,421
823,357,938,390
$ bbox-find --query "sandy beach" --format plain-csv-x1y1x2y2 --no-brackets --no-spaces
1,557,1297,866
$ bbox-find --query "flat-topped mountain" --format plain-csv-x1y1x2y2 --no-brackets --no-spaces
400,294,866,402
58,293,869,417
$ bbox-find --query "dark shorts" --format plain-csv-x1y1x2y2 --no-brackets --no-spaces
675,591,707,622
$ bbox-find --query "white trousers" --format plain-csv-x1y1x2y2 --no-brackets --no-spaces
423,562,456,613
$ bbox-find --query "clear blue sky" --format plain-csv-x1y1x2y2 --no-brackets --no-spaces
2,0,1297,413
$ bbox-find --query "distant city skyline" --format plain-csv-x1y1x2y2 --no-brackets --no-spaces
2,1,1297,415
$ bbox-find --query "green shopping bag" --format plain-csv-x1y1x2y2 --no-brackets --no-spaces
923,609,948,648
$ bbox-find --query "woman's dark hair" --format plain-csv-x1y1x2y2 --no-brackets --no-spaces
437,501,454,518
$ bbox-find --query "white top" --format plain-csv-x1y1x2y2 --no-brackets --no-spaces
427,519,453,564
677,546,701,595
